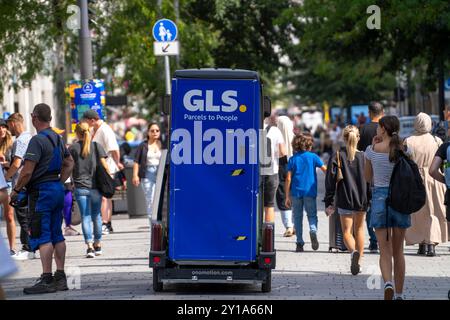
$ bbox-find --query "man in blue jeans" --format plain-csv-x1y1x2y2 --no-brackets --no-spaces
11,103,74,295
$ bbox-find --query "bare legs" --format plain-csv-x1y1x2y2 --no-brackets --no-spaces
2,197,16,252
340,212,366,256
264,207,275,223
39,241,66,274
101,197,112,225
375,228,406,295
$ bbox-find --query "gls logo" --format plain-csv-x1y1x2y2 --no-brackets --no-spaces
183,90,238,112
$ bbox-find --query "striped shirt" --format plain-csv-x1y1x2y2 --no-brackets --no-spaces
364,145,395,187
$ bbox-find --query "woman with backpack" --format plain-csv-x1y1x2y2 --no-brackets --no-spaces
70,122,109,258
324,125,368,275
364,115,411,300
404,113,447,256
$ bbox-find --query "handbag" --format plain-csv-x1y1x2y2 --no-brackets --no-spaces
71,199,81,226
94,142,116,199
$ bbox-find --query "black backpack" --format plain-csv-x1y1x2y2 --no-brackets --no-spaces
94,143,116,199
386,151,426,214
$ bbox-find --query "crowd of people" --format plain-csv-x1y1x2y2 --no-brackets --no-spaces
263,101,449,300
0,104,163,297
0,101,449,300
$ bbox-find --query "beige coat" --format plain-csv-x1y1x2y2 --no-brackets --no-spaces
404,133,448,245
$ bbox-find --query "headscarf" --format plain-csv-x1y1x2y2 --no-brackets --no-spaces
277,116,294,159
414,112,432,135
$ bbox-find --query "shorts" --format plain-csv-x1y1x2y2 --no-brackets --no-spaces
338,208,366,215
369,187,411,229
262,174,278,207
337,208,354,215
28,181,65,251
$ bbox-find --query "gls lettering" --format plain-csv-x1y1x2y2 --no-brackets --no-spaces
184,90,238,112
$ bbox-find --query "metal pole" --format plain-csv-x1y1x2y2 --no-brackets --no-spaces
164,56,171,94
78,0,93,79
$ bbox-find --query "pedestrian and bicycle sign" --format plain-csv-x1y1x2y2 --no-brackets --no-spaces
152,19,178,42
152,19,179,56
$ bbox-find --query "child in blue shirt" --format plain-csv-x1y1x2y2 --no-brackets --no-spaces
285,133,327,252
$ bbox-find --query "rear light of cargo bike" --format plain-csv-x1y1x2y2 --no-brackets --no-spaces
262,224,274,252
153,256,161,264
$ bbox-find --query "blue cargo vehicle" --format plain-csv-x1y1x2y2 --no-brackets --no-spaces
149,69,275,292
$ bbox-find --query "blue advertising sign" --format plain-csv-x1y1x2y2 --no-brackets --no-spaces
152,18,177,42
168,74,260,262
350,105,370,125
70,79,106,124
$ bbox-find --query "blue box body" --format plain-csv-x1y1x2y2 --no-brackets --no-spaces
168,76,261,262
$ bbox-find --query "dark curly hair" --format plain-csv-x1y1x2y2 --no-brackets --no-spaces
292,133,313,152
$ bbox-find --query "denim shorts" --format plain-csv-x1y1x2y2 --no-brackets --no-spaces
369,187,411,229
337,208,355,215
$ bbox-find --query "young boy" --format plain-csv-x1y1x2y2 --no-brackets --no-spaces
285,133,327,252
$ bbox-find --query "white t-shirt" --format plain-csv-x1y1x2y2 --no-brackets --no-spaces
261,125,285,176
92,122,120,174
11,131,33,188
147,148,162,167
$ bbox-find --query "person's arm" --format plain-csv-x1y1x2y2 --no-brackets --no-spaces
5,157,22,181
429,156,445,184
110,149,123,170
60,155,74,183
12,160,36,192
324,155,336,215
132,162,140,187
320,165,327,173
364,158,373,183
100,157,110,175
284,171,292,209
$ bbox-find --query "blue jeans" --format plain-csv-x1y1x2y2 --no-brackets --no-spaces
74,188,102,245
292,196,318,246
280,210,294,229
142,166,158,218
366,206,378,246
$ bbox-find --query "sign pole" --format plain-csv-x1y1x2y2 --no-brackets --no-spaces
165,55,171,95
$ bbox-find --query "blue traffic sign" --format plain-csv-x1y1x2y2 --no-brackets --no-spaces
445,78,450,91
152,19,177,42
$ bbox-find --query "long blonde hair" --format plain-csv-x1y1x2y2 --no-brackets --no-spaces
75,122,91,158
343,125,359,162
0,129,13,156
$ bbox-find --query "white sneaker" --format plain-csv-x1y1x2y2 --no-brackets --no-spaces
11,250,36,260
102,224,110,235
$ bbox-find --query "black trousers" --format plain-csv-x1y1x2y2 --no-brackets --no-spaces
15,206,31,252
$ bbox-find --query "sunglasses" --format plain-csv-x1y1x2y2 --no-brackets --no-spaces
150,129,160,133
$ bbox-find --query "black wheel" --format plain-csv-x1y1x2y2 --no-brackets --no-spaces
153,268,163,292
261,270,272,293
